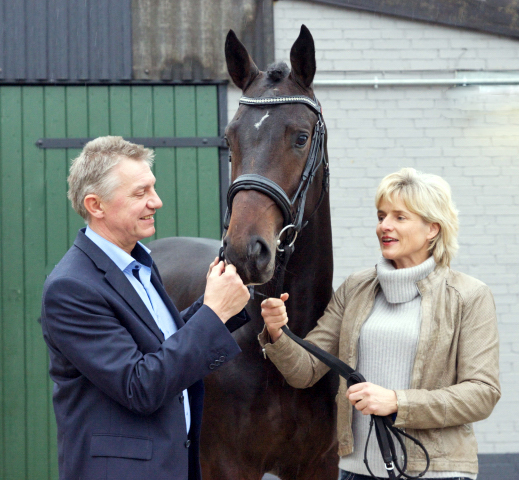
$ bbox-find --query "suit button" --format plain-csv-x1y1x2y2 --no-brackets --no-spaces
219,356,226,362
209,364,216,370
179,394,184,403
184,440,191,448
214,360,220,366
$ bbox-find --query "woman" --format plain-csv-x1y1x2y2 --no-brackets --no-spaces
260,168,500,480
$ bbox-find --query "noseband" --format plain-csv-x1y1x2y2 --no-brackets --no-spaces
223,94,329,252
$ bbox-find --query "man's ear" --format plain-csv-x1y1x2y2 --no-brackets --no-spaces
84,194,104,219
428,222,440,240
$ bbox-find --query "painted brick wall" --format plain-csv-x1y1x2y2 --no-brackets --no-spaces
227,0,519,454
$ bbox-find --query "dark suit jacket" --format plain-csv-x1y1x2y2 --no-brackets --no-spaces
41,229,248,480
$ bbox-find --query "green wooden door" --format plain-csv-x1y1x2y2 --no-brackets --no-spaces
0,85,221,479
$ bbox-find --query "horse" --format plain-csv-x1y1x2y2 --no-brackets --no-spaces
149,25,339,480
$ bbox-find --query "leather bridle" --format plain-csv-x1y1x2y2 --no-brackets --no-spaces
223,94,329,253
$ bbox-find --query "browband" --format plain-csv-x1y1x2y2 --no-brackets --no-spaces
239,95,321,115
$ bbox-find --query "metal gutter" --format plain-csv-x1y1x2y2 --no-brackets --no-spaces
313,77,519,87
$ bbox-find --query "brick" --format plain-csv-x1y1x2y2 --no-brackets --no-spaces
274,0,519,454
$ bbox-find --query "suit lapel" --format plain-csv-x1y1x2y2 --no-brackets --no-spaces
104,268,165,342
151,264,185,330
74,230,165,343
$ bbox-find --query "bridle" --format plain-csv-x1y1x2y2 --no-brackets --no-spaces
220,93,429,480
223,94,329,254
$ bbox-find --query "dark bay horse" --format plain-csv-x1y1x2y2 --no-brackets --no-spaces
149,25,339,480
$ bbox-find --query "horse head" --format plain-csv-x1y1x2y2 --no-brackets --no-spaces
223,25,327,286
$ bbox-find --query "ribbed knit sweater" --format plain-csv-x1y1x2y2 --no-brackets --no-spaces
339,256,476,479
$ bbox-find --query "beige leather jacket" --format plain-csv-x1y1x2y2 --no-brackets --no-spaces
259,264,500,474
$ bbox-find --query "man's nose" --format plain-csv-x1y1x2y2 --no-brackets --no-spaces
149,191,163,210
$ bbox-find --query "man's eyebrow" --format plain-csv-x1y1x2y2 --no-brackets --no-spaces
130,184,150,193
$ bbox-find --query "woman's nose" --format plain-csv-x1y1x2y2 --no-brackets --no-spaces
381,217,393,230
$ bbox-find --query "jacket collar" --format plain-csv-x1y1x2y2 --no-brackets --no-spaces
416,263,449,295
74,228,166,342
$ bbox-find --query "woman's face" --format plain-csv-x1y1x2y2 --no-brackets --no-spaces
376,196,439,269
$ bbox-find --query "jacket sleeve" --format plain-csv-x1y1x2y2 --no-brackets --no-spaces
394,284,501,429
41,276,241,416
258,277,349,388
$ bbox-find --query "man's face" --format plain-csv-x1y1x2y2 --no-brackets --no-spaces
99,158,162,253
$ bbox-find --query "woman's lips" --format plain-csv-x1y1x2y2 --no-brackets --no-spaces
381,237,398,245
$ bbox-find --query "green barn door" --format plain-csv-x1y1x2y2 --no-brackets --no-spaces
0,85,221,479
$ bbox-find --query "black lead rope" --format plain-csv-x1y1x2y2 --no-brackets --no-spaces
269,248,430,480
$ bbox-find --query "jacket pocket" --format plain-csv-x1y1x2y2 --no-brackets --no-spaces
90,434,152,460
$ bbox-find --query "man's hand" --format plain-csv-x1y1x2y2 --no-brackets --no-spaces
260,293,289,343
203,258,250,323
346,382,398,416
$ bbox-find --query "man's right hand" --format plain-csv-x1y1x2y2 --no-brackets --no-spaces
203,258,250,323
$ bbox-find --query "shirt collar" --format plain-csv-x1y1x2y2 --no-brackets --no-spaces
85,225,153,272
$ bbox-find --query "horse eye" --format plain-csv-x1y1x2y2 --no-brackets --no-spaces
295,134,309,147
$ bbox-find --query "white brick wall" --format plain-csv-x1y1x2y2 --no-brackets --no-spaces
227,0,519,454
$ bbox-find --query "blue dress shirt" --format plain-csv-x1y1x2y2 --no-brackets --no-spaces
85,226,191,432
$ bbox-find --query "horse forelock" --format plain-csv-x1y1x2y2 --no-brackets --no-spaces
266,62,290,82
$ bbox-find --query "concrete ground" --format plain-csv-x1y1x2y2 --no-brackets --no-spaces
261,454,519,479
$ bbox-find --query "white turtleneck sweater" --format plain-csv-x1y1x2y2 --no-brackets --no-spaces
339,256,476,479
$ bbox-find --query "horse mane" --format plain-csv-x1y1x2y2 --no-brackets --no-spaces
266,62,290,81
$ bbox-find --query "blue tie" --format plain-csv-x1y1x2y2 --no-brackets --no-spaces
132,266,141,283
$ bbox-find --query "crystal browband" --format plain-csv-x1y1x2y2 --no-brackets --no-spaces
239,95,321,115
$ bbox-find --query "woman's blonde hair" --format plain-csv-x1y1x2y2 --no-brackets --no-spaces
375,168,459,267
68,136,154,220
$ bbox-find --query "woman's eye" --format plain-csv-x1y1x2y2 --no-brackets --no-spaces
295,134,309,147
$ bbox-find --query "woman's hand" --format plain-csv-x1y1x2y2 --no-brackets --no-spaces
261,293,289,343
346,382,398,417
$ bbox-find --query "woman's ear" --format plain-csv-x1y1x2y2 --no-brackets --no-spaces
428,222,440,240
84,194,104,219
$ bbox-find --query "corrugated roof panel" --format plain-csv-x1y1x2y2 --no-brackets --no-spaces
0,0,273,83
132,0,275,82
0,0,132,83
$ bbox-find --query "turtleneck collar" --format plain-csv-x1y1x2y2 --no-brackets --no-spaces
376,255,436,303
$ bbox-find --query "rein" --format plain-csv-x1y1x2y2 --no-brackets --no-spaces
220,94,429,479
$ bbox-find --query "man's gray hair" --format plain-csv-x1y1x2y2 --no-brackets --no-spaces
67,136,155,220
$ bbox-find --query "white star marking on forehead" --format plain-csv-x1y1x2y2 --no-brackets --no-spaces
254,111,270,130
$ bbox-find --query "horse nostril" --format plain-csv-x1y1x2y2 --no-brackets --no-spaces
248,236,271,271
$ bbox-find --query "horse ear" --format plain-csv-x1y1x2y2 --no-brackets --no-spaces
225,30,260,91
289,25,316,89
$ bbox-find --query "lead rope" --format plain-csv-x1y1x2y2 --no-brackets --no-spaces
268,246,429,480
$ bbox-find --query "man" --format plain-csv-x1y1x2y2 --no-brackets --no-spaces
41,136,250,480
